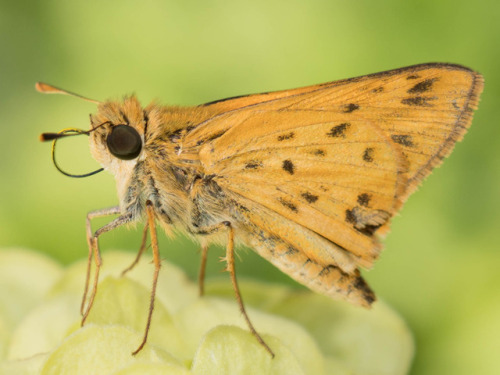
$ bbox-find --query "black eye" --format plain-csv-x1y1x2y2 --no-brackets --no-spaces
106,125,142,160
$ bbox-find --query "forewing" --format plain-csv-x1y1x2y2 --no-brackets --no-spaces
183,63,482,268
189,63,483,203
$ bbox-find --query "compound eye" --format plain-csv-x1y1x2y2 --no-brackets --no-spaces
106,125,142,160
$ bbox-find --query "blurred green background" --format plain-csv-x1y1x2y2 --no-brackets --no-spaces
1,0,499,373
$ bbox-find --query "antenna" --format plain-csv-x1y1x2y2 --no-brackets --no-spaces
35,82,101,104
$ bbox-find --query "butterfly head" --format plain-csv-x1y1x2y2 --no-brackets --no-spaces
37,82,146,179
88,97,146,176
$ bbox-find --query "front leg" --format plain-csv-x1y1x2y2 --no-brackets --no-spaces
84,202,162,355
82,206,121,315
82,207,135,324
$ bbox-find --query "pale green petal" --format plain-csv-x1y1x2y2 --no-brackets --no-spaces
0,353,48,375
324,356,355,375
40,325,183,375
0,248,63,330
192,325,305,375
0,313,9,360
204,278,292,310
112,362,192,375
271,293,414,375
99,251,199,314
48,250,198,314
205,279,413,375
7,294,79,360
175,298,326,374
84,276,190,359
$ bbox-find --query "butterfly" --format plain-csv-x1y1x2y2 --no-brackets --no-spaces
38,63,483,356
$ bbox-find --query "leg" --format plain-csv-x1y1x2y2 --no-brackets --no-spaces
192,221,274,357
224,222,275,358
133,200,161,355
83,206,121,315
198,243,209,296
82,209,134,325
121,222,149,277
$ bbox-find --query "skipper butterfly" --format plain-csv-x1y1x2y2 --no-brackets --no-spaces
38,63,483,356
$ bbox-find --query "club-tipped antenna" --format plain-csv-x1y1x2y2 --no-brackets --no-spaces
35,82,101,105
39,122,110,178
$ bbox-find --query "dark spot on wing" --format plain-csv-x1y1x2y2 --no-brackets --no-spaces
345,207,387,236
408,78,437,94
407,74,420,80
318,265,335,277
343,103,360,113
371,86,384,93
285,245,299,256
364,293,376,305
301,192,318,203
345,209,356,224
391,134,415,147
278,197,298,213
244,160,263,169
357,193,371,207
262,233,282,253
354,276,376,304
359,224,381,236
327,122,350,138
363,148,374,162
277,132,295,141
282,159,295,174
401,96,437,107
312,149,325,156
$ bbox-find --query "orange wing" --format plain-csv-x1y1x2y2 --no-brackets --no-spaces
180,63,483,304
187,63,482,204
